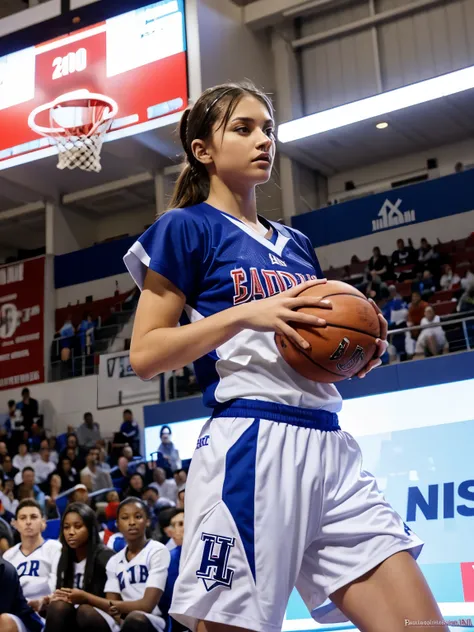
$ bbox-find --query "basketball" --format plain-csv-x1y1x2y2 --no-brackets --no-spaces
275,280,381,382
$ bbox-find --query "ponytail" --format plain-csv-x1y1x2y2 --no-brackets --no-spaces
168,108,209,210
168,163,209,210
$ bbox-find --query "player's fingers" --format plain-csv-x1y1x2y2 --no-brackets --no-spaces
358,357,382,378
278,322,311,350
285,310,327,328
288,296,332,310
283,278,327,297
378,313,388,340
375,338,389,358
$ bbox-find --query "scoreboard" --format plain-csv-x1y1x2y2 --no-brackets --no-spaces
0,0,187,166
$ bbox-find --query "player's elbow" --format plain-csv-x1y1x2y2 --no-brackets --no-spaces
129,349,162,381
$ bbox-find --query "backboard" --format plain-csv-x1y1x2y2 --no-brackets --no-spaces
0,0,187,169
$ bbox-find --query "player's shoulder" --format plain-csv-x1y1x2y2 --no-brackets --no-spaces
147,539,171,560
44,539,62,553
272,220,310,244
145,204,211,234
3,542,20,561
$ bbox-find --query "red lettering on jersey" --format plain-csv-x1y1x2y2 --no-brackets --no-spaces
231,268,249,305
261,270,285,296
277,271,299,290
250,267,266,299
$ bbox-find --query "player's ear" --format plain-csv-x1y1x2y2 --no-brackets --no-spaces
191,139,213,166
41,517,46,532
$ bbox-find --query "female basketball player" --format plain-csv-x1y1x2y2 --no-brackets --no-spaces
61,498,170,632
124,82,448,632
44,503,116,632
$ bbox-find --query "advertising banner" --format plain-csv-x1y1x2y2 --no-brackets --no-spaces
0,257,45,390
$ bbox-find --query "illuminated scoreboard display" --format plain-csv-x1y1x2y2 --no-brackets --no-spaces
0,0,187,164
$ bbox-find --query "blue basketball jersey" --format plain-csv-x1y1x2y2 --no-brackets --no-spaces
124,202,342,412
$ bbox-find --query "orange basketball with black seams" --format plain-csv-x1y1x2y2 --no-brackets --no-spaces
275,280,381,383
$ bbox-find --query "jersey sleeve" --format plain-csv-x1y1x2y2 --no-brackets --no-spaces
123,209,206,300
302,235,323,278
104,554,121,595
48,541,62,593
146,543,171,592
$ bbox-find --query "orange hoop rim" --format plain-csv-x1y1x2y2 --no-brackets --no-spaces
28,89,119,137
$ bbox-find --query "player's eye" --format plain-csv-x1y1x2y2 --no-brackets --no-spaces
265,128,276,139
235,126,250,134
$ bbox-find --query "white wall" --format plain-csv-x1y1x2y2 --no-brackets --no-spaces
328,139,474,198
56,273,135,309
0,376,159,438
317,209,474,270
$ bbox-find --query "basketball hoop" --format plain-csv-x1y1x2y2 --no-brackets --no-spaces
28,89,118,172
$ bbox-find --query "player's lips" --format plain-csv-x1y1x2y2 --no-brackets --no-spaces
127,528,139,535
252,152,271,164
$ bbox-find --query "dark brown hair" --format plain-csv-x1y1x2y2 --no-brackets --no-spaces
168,81,274,210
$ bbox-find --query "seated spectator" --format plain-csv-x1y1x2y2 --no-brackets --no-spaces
28,424,45,456
439,264,460,290
34,447,56,485
391,238,416,268
177,488,185,510
0,473,18,515
48,437,59,466
2,456,19,483
152,467,178,504
158,507,181,551
45,502,115,632
98,446,111,473
124,473,145,498
60,433,85,471
15,388,40,433
414,306,448,358
0,402,14,442
68,483,90,505
458,286,474,312
45,473,62,520
57,457,79,491
4,499,62,611
122,445,134,463
368,246,391,281
111,456,130,495
143,485,175,513
407,291,429,335
80,447,113,493
461,263,474,290
120,409,140,456
0,556,44,632
158,426,181,472
76,413,101,450
0,441,8,464
417,237,437,268
160,509,184,623
412,269,437,300
17,467,45,511
173,468,187,492
12,443,34,474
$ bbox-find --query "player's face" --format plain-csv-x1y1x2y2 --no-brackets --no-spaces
63,512,89,550
206,96,276,189
170,512,184,546
118,502,149,542
16,507,45,538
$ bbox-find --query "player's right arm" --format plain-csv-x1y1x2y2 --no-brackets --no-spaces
130,270,331,380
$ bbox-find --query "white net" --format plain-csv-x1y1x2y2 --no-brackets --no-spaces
53,125,110,172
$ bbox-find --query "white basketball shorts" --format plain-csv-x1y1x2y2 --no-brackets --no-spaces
170,398,423,632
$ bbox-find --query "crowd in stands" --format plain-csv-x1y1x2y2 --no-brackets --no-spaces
0,390,188,631
328,233,474,361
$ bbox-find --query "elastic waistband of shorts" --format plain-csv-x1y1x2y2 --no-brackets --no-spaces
212,398,340,430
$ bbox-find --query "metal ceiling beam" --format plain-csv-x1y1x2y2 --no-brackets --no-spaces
292,0,449,49
0,201,45,221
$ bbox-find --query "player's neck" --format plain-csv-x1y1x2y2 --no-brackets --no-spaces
21,534,44,556
206,177,258,224
126,536,147,557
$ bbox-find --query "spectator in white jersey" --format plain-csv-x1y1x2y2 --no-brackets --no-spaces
13,443,34,475
34,447,56,485
152,467,178,504
4,499,62,613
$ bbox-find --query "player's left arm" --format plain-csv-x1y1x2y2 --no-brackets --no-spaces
357,299,388,378
111,586,163,615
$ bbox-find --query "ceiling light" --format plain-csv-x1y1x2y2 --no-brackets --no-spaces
376,122,389,129
278,65,474,143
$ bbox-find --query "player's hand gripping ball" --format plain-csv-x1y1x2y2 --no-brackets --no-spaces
276,281,385,382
